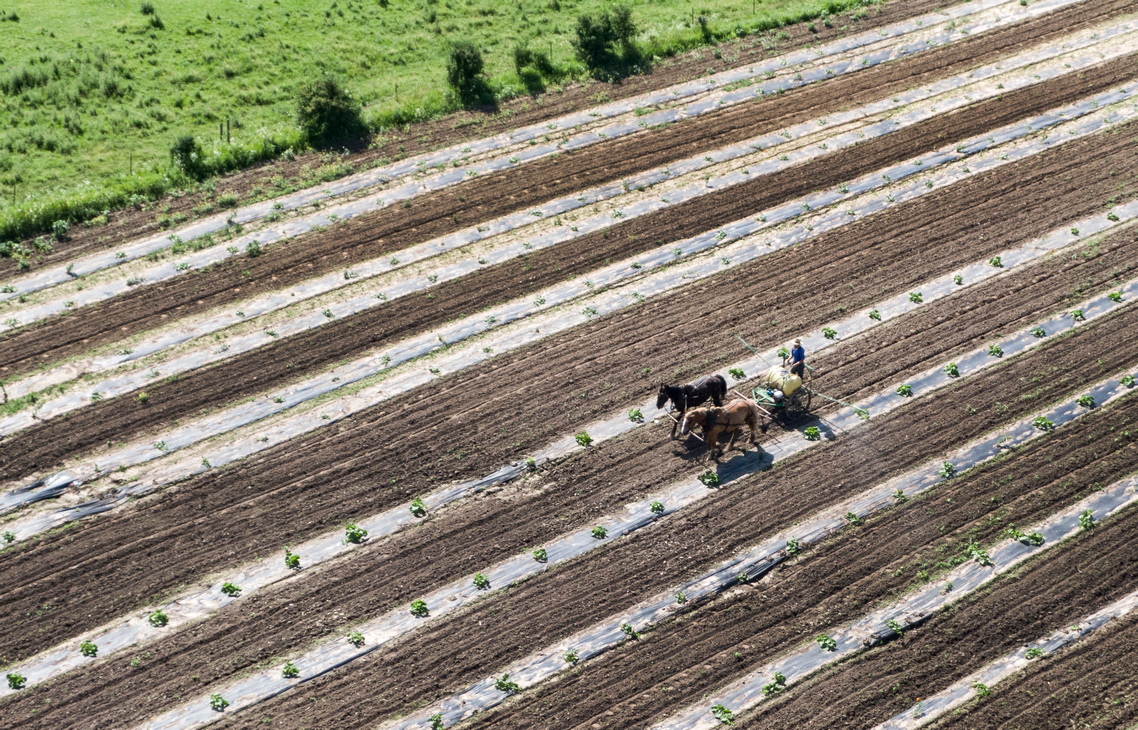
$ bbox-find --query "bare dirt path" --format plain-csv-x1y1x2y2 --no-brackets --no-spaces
5,54,1134,486
1,0,1125,377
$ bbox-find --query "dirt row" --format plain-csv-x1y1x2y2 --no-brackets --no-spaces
4,243,1138,727
1,118,1135,666
6,55,1135,487
744,507,1138,729
464,387,1138,730
222,304,1138,729
934,615,1138,730
1,0,1125,376
0,0,966,270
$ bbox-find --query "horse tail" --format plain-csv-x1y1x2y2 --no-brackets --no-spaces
712,374,727,405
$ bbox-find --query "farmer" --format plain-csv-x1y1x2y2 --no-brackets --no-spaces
786,338,806,379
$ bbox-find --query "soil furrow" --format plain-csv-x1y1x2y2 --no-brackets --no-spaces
932,615,1138,730
0,121,1135,665
5,286,1138,728
6,54,1134,486
221,318,1138,730
742,507,1138,730
0,0,1125,376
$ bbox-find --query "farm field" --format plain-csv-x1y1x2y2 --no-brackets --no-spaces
2,0,1138,728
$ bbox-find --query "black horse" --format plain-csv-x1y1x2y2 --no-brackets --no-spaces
656,374,728,439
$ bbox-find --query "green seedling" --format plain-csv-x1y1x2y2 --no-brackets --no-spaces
953,274,964,285
803,426,822,441
988,344,1004,358
1025,647,1044,659
1108,291,1123,303
988,256,1002,268
564,649,579,664
1108,211,1121,222
650,500,665,514
628,407,644,422
347,631,365,647
7,672,26,690
620,622,640,640
908,292,923,304
711,704,735,724
822,327,838,340
282,661,299,679
786,537,800,555
896,384,913,397
676,591,687,604
972,682,991,698
854,408,870,420
495,674,522,694
148,609,168,627
532,547,548,562
591,525,608,539
210,694,229,712
473,572,491,590
575,431,593,447
1079,508,1096,531
868,308,881,321
430,714,445,730
285,549,301,570
1024,532,1045,546
221,582,241,597
944,362,960,378
1077,394,1096,409
410,498,428,517
815,634,838,651
1031,325,1046,338
137,392,150,403
777,346,790,360
728,368,746,380
886,618,904,636
344,523,368,544
939,461,956,479
1070,309,1085,322
762,671,788,696
2,530,15,544
410,599,429,617
845,511,862,526
736,572,750,584
1032,417,1055,432
698,470,720,487
80,640,98,658
893,488,907,503
966,541,994,567
1070,227,1080,236
1123,375,1136,387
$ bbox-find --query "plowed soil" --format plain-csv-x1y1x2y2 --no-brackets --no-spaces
5,278,1138,728
1,0,1127,377
934,615,1138,730
745,506,1138,730
2,118,1137,668
0,0,963,268
7,53,1135,486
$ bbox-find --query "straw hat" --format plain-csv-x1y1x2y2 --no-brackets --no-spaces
793,338,802,345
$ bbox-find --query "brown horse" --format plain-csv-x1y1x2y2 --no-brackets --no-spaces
657,374,727,439
680,400,767,461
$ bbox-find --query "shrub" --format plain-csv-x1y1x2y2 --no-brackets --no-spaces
140,2,155,14
52,219,70,239
170,135,206,179
446,42,489,104
939,461,956,479
296,76,365,145
245,240,262,257
572,6,641,80
80,640,98,658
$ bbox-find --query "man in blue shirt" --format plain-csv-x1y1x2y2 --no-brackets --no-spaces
787,338,806,379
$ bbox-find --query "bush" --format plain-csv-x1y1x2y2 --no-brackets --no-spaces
296,76,365,145
52,219,70,239
446,41,490,104
170,135,206,179
572,5,641,80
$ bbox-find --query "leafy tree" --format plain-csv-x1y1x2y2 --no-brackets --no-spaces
296,76,365,145
447,41,490,104
572,6,640,79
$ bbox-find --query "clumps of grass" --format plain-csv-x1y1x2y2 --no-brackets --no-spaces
868,308,881,321
344,523,368,544
845,511,862,526
972,682,991,698
1070,309,1085,322
803,426,822,441
1108,291,1123,303
221,582,241,597
575,431,593,447
1031,325,1046,338
988,256,1003,268
953,274,964,285
966,541,994,567
80,640,98,658
410,599,429,617
2,530,15,544
698,470,720,487
908,292,923,304
1122,375,1135,387
148,609,169,627
591,525,608,539
886,618,905,636
1025,646,1044,659
1005,525,1045,546
620,622,640,640
137,391,150,404
563,648,579,664
786,537,800,555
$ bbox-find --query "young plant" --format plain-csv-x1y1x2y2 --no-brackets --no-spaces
650,500,665,514
282,661,300,679
896,384,913,397
886,618,905,636
893,488,907,503
344,523,369,544
1079,508,1096,531
532,547,548,562
953,274,964,285
815,634,838,651
944,362,960,378
803,426,822,441
430,714,445,730
284,549,301,570
966,541,994,567
728,367,746,380
575,431,593,447
786,537,801,555
347,631,365,647
410,599,430,617
495,674,521,694
1108,291,1123,302
1070,309,1085,322
148,609,169,627
6,672,26,690
776,346,790,360
1031,325,1046,338
473,572,491,590
868,308,881,321
591,525,608,539
563,649,579,664
711,704,735,724
221,582,241,597
80,640,98,658
620,622,640,640
854,408,870,420
1123,374,1136,387
988,256,1002,268
822,327,838,340
410,498,428,517
1025,647,1044,659
628,407,643,422
675,591,687,604
762,671,788,696
972,682,991,698
137,391,150,404
939,461,956,479
1032,416,1055,432
1077,394,1096,409
845,511,862,526
210,694,229,712
908,292,923,304
2,530,15,544
698,470,720,487
988,344,1004,358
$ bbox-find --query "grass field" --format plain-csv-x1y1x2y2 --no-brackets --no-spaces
0,0,875,239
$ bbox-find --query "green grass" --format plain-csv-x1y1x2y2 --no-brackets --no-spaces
0,0,882,240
